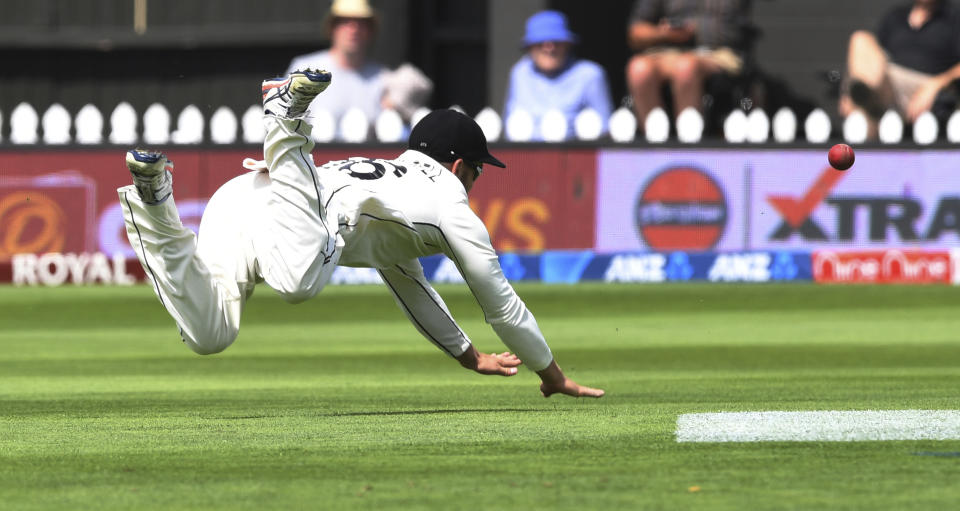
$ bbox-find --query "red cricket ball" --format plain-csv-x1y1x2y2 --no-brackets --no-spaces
828,143,855,171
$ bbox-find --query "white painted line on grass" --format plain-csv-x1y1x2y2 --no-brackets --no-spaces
676,410,960,442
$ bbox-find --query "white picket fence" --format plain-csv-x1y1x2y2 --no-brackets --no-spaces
4,101,960,145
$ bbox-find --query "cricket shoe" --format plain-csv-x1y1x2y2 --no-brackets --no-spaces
126,149,173,204
261,69,332,119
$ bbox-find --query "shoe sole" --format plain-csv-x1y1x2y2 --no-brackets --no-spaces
126,150,170,177
128,150,163,163
261,70,331,101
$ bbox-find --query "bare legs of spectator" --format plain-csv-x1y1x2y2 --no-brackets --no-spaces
840,30,889,136
671,54,714,116
626,54,663,128
627,52,721,131
846,31,888,90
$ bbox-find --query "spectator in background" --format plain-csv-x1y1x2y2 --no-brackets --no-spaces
840,0,960,128
286,0,386,126
504,10,613,141
381,63,434,125
625,0,752,126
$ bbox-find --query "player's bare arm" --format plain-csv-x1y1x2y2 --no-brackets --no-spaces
413,120,605,398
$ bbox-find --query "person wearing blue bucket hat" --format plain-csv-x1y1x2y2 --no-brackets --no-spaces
504,10,613,141
522,10,579,46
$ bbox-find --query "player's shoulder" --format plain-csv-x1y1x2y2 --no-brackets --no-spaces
315,153,429,188
315,155,384,177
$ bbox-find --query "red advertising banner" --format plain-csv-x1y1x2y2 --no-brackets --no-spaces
0,173,97,259
472,148,596,251
812,249,952,284
0,147,597,266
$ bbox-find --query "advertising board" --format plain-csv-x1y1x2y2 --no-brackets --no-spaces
812,249,952,284
597,149,960,252
0,147,597,264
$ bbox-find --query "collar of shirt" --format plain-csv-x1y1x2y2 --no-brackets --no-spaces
532,56,575,79
394,149,468,199
520,54,577,80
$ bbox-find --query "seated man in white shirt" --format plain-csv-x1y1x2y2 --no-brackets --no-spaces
285,0,386,133
118,69,604,399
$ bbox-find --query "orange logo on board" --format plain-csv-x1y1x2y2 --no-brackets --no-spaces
0,192,67,259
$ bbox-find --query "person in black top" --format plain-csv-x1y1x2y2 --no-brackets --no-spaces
626,0,752,127
841,0,960,127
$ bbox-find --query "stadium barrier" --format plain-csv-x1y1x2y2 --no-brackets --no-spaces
2,147,959,285
7,101,960,146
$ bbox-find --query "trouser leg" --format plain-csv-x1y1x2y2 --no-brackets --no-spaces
119,186,243,354
254,116,339,303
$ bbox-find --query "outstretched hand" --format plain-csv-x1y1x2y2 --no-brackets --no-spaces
455,349,605,397
536,360,605,398
539,378,606,398
456,346,522,376
475,351,522,376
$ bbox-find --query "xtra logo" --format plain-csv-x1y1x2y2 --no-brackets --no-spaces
767,167,960,243
634,167,727,250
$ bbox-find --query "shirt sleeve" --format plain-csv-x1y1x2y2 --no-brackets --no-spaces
630,0,661,24
876,8,897,51
583,64,614,130
953,12,960,60
436,200,554,371
378,259,472,358
504,61,522,120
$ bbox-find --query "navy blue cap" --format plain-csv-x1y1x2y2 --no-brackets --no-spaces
408,109,506,168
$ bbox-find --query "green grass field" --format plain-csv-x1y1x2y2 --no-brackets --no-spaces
1,282,959,510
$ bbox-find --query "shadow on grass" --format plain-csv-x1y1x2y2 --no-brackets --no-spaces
203,409,542,420
322,408,542,417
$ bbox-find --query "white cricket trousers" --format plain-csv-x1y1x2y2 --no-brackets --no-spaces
118,117,340,354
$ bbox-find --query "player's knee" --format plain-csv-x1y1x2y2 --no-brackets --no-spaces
188,340,230,355
263,266,322,304
276,286,317,304
182,326,238,355
272,272,323,304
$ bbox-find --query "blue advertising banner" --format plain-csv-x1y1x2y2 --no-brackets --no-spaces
350,250,815,285
562,251,811,283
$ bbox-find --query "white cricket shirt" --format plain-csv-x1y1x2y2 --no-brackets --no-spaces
316,150,554,370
